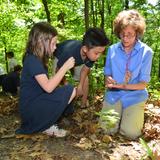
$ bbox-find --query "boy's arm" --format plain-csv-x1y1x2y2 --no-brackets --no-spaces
77,65,90,96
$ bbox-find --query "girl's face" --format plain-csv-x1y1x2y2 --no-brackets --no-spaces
50,36,57,55
120,26,136,49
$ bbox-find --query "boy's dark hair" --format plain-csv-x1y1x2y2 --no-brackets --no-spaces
82,28,109,48
7,51,14,58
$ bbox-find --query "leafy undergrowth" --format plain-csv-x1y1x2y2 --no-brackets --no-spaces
0,92,160,160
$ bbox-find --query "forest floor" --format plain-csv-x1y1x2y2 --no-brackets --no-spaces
0,92,160,160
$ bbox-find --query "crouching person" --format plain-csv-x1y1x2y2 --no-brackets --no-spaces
2,65,22,96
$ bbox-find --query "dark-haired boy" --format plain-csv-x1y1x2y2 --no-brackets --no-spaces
53,28,109,108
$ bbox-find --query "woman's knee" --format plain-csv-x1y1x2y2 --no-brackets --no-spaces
119,102,145,139
120,127,142,140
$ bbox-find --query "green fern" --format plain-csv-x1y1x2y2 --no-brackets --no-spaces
140,138,155,160
96,109,120,130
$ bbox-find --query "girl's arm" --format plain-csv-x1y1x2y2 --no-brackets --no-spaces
35,57,75,93
55,66,68,85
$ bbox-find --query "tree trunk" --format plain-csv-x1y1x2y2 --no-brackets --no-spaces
4,47,8,73
57,12,65,28
124,0,129,9
159,56,160,80
95,0,98,27
42,0,51,23
91,0,96,27
99,0,104,29
84,0,89,30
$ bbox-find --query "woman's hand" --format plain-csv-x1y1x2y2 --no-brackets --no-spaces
105,76,117,88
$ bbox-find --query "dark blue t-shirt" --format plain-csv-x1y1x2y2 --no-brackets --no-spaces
54,40,94,68
17,53,75,134
20,54,47,109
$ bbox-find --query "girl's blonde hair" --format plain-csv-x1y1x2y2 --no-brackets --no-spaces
24,22,57,68
113,9,146,39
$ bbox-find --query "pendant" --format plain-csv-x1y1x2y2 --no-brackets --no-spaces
124,70,132,84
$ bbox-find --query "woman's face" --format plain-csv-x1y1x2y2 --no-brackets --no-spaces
50,36,57,55
120,26,136,49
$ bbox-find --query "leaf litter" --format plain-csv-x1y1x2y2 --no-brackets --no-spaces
0,92,160,160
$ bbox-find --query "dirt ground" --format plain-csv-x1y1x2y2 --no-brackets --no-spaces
0,94,160,160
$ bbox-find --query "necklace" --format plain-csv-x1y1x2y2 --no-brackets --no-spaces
124,51,132,84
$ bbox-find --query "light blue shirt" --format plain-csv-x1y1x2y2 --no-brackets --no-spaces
104,40,153,109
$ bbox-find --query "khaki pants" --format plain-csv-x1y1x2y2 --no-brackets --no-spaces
101,101,145,139
73,65,83,81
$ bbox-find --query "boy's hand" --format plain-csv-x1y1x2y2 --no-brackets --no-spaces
64,57,75,70
76,84,83,97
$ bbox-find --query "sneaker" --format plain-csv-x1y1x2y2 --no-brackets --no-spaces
43,125,68,137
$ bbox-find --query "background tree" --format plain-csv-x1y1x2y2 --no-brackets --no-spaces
42,0,51,23
0,0,159,94
84,0,89,30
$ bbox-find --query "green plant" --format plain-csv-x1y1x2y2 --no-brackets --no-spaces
96,109,119,130
140,138,156,160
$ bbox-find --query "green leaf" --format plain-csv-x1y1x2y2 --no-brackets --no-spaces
139,138,155,160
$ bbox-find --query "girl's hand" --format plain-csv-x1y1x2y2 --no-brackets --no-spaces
64,57,75,70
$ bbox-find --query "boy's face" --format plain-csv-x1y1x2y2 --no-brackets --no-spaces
85,46,106,61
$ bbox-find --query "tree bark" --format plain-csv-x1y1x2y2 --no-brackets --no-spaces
91,0,96,27
42,0,51,23
57,12,65,28
124,0,129,9
4,47,8,73
84,0,89,30
99,0,104,29
159,56,160,80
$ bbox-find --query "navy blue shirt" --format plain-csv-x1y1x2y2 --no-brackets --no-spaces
20,54,47,109
54,40,94,68
17,53,75,134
